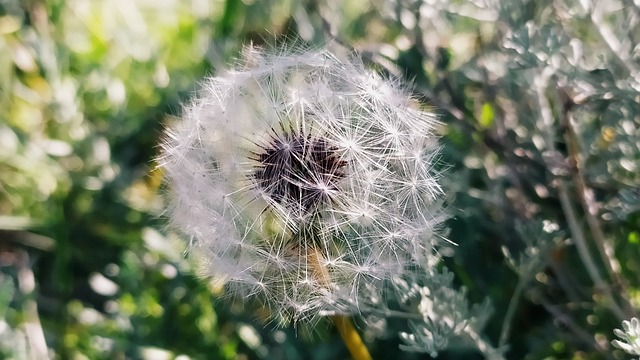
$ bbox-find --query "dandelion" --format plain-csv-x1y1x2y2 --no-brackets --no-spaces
159,44,447,358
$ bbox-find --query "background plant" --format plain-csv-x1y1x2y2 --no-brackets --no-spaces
0,0,638,359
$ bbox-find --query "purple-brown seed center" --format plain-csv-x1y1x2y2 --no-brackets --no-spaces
252,130,347,215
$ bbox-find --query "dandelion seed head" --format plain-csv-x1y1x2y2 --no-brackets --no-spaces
160,44,447,323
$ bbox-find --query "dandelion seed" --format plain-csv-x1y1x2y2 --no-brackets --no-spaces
160,44,447,324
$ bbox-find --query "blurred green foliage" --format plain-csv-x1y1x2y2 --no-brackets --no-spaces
0,0,639,359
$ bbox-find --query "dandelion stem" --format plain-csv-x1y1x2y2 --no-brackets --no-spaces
306,245,372,360
332,315,372,360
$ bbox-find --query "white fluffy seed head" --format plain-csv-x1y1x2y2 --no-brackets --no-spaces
159,44,448,324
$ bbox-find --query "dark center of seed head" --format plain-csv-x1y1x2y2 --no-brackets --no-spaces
252,131,347,215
